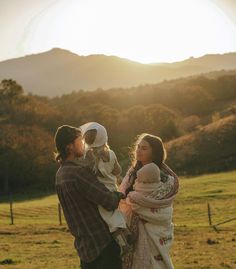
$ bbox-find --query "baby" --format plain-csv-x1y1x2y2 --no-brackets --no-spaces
134,162,161,191
127,162,175,268
133,162,175,201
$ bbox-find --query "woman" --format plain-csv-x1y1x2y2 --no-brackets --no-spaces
119,133,179,269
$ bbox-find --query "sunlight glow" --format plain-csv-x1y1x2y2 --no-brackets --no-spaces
18,0,236,63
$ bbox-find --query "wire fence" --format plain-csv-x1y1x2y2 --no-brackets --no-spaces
207,202,236,232
1,196,236,230
0,195,65,226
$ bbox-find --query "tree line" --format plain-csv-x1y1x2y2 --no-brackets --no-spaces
0,73,236,193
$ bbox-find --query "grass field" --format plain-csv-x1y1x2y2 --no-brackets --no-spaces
0,170,236,269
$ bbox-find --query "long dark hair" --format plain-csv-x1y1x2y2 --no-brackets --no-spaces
125,133,167,195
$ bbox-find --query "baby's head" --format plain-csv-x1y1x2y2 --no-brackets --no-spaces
137,162,160,184
80,122,108,148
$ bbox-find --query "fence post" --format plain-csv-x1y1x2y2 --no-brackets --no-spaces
9,193,14,225
58,203,62,226
207,202,212,226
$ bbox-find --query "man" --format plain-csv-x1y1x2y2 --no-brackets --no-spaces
54,125,124,269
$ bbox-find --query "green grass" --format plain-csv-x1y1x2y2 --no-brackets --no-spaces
0,170,236,269
174,170,236,227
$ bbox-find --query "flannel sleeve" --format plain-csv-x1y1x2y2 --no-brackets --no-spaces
75,166,122,211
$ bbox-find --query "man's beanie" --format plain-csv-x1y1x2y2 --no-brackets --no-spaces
54,125,81,152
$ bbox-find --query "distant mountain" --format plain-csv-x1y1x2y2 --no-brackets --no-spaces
0,48,236,97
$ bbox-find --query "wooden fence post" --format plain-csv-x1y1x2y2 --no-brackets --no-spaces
58,203,62,226
9,193,14,225
207,202,212,226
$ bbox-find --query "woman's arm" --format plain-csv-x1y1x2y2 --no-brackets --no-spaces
118,167,134,194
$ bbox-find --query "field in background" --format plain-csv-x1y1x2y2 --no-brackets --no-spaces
0,170,236,269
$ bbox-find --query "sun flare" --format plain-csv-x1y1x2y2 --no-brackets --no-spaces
18,0,236,63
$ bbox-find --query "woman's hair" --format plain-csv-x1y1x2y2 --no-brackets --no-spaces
131,133,167,168
125,133,167,195
54,125,81,163
84,129,110,173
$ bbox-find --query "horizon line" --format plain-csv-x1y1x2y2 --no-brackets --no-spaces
1,47,236,65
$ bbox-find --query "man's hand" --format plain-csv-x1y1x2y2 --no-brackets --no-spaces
115,192,126,200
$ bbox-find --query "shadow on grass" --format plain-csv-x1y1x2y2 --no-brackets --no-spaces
0,259,16,265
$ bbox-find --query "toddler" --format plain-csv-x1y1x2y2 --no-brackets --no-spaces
80,122,132,252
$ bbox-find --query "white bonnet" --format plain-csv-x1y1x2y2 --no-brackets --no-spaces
80,122,108,147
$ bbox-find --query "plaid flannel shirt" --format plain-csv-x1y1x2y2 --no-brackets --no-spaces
55,160,121,263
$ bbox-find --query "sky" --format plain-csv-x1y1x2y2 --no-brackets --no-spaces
0,0,236,64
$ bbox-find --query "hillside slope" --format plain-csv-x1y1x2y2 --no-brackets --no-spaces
166,115,236,174
0,48,236,96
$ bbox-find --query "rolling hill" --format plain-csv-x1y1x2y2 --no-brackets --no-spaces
0,48,236,97
166,114,236,175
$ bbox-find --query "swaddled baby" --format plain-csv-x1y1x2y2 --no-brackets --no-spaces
127,162,175,269
128,161,175,213
133,162,161,196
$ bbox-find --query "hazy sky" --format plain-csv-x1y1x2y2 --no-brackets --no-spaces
1,0,236,63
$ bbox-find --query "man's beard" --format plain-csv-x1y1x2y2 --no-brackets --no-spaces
75,151,83,158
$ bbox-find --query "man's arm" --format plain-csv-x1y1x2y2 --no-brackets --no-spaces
75,166,124,211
